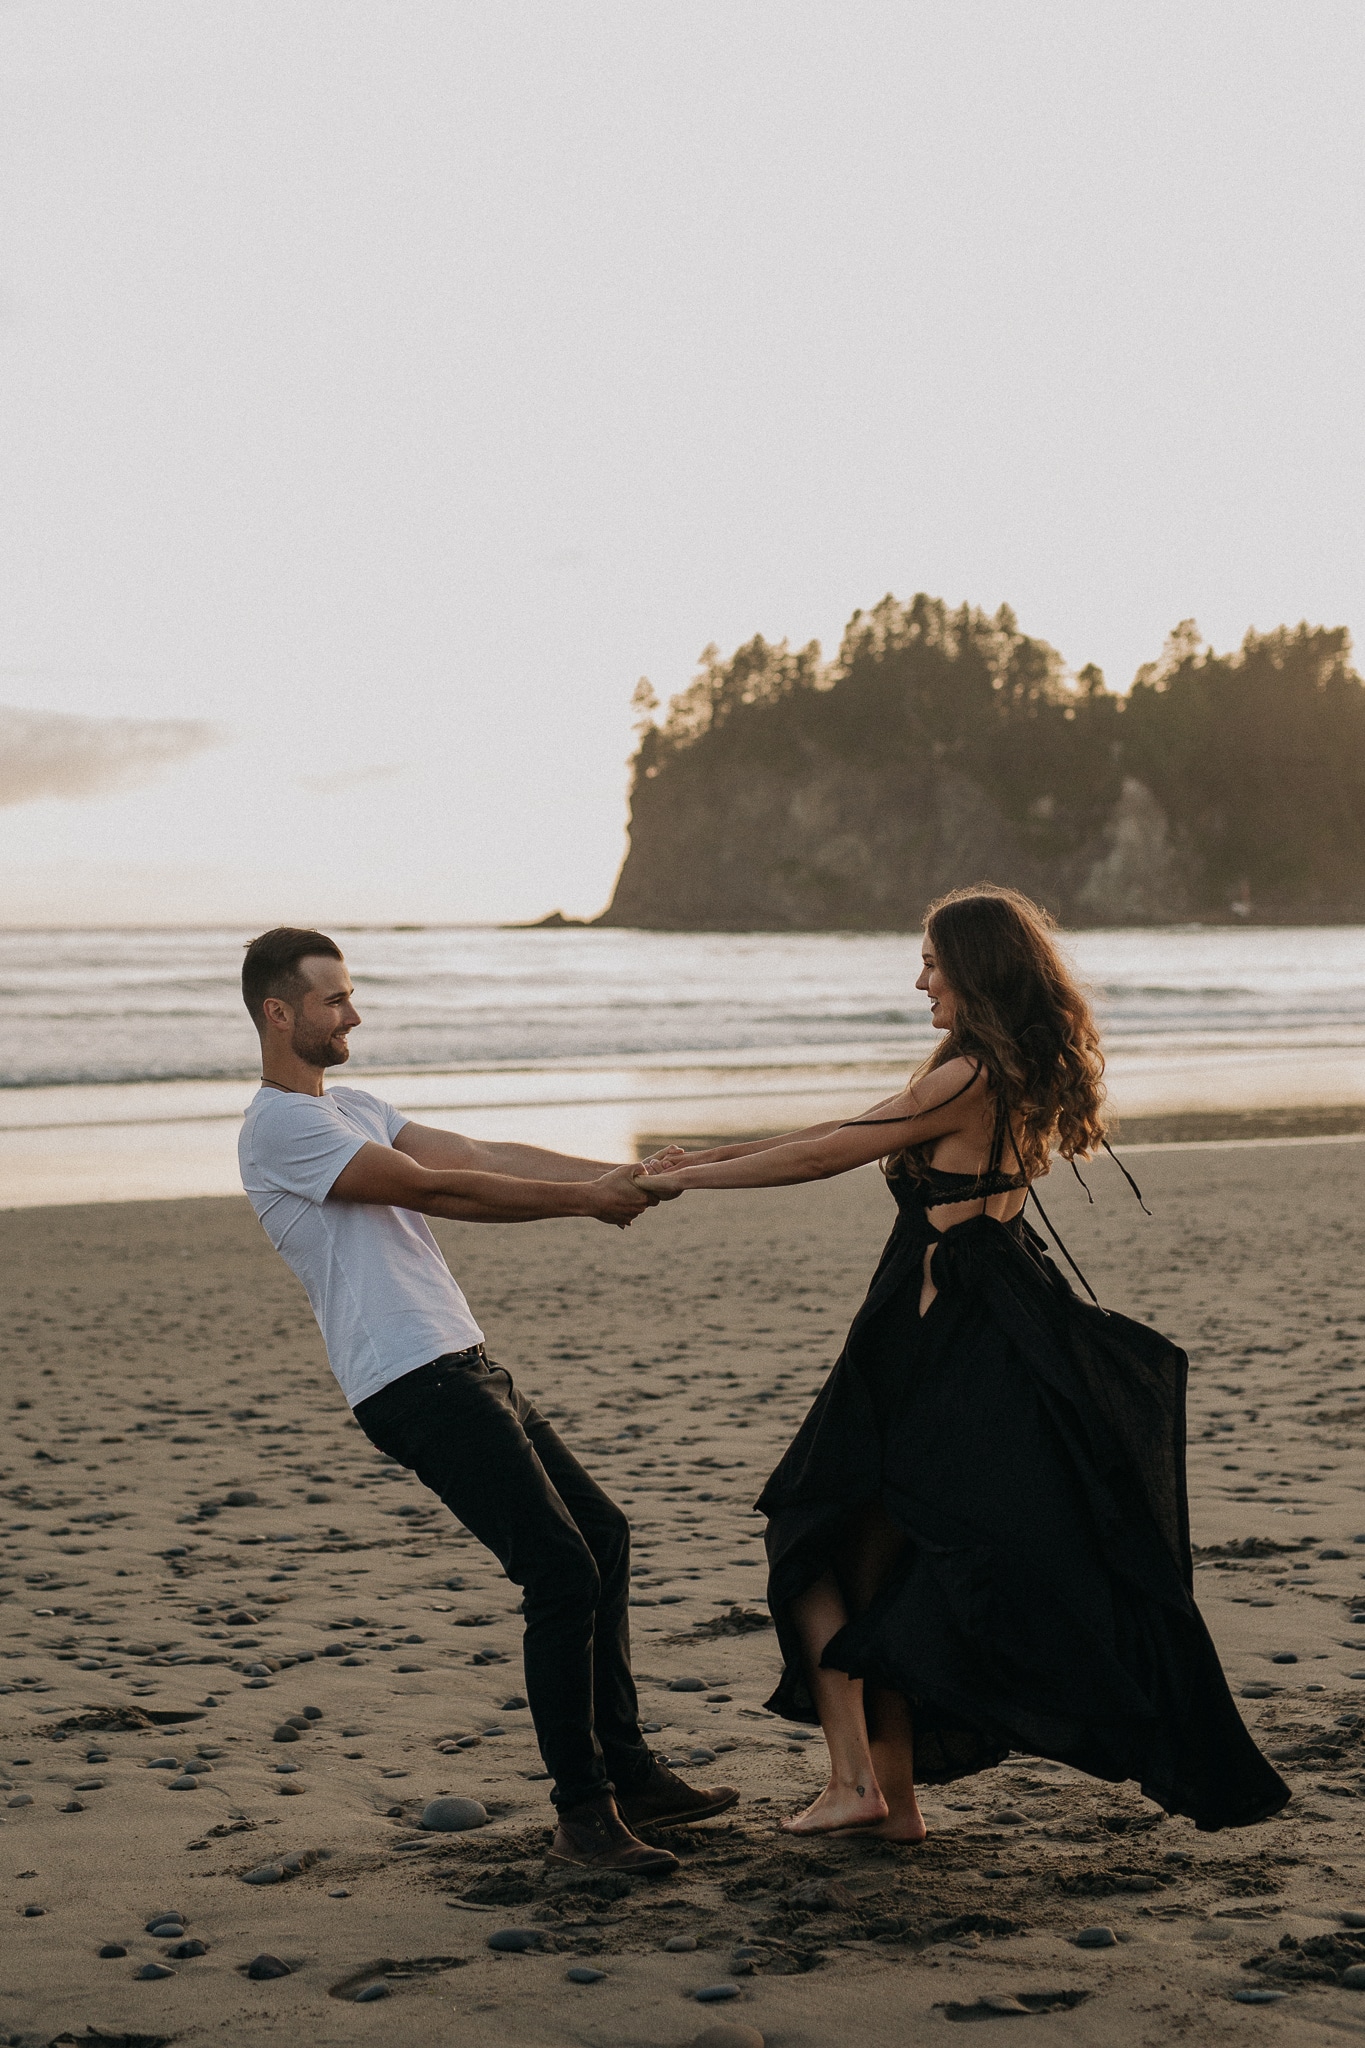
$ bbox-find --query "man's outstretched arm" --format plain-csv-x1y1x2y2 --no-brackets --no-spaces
329,1141,651,1227
393,1120,681,1183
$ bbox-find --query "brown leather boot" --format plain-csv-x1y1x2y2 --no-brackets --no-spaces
616,1753,740,1830
548,1792,679,1874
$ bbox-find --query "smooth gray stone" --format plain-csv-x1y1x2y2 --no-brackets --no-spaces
167,1775,199,1790
1074,1926,1117,1948
247,1953,291,1980
567,1967,607,1983
273,1725,301,1743
145,1918,185,1935
669,1677,706,1693
168,1939,209,1959
1344,1912,1365,1929
487,1927,542,1952
182,1759,212,1774
224,1490,259,1507
99,1943,127,1958
1342,1965,1365,1989
137,1963,176,1979
148,1758,179,1770
7,1794,33,1808
665,1935,698,1952
1234,1989,1287,2003
241,1863,287,1884
421,1796,488,1832
695,1984,742,2002
354,1981,390,2001
690,1748,717,1764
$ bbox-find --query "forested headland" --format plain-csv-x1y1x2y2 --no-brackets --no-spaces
596,596,1365,929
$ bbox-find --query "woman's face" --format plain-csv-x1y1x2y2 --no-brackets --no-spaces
915,934,957,1033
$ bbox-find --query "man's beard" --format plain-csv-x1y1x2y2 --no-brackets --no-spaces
291,1021,351,1069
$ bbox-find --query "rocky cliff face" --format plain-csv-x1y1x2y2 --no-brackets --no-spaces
602,751,1187,931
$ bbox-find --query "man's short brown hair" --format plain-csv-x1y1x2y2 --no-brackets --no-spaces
241,927,343,1030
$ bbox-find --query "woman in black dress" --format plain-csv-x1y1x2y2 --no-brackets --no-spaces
642,887,1288,1840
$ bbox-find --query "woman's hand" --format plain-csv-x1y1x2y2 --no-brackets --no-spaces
638,1144,687,1174
638,1166,686,1197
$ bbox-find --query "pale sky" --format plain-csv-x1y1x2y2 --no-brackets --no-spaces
1,1,1361,926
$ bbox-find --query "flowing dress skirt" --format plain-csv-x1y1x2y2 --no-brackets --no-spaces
757,1201,1289,1832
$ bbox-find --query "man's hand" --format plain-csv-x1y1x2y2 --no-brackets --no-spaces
583,1163,656,1229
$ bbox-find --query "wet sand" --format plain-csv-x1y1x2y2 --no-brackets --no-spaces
3,1139,1365,2045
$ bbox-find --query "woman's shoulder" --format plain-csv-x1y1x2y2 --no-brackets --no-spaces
908,1054,988,1112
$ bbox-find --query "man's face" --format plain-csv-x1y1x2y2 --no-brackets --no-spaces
280,955,361,1068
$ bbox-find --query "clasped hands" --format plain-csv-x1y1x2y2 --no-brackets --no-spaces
590,1145,691,1227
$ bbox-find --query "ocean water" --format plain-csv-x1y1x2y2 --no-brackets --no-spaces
0,924,1362,1205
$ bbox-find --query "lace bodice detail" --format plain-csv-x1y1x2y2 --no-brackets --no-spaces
888,1162,1028,1212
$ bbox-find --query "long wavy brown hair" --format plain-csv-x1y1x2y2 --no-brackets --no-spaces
891,885,1108,1183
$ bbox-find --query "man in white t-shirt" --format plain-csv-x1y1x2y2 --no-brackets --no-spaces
238,927,737,1874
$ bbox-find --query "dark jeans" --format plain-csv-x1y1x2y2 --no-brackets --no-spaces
353,1349,652,1811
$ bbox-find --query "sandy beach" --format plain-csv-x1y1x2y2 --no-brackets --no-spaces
4,1138,1365,2045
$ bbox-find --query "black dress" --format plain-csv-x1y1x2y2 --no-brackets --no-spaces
757,1162,1290,1831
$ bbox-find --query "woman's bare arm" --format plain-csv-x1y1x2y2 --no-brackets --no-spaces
641,1061,985,1192
657,1092,914,1168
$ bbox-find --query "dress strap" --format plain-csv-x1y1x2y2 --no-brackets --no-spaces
1103,1137,1152,1214
1025,1184,1103,1309
839,1061,985,1131
1002,1122,1105,1311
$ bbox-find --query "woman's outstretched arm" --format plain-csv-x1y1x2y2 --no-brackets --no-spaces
641,1059,985,1192
668,1092,911,1168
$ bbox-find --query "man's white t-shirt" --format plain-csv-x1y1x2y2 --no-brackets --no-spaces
238,1084,484,1408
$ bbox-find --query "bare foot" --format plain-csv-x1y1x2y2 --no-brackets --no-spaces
833,1806,928,1843
780,1778,890,1836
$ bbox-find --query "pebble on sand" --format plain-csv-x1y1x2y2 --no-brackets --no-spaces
7,1794,33,1807
665,1935,699,1952
691,2029,765,2048
98,1944,127,1959
695,1984,743,2002
246,1954,292,1980
273,1725,302,1743
488,1928,543,1952
1234,1989,1287,2004
1073,1927,1118,1948
421,1796,488,1832
242,1863,287,1885
167,1775,199,1790
355,1981,390,2001
1342,1966,1365,1990
669,1677,707,1693
567,1967,607,1983
146,1918,185,1935
136,1963,176,1980
168,1939,209,1959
